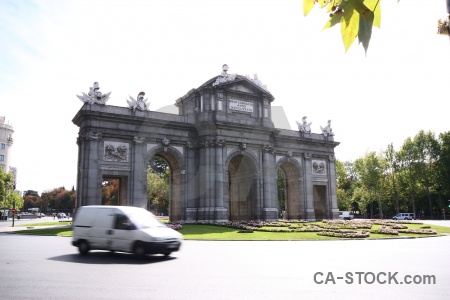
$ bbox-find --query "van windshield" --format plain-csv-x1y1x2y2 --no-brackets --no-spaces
127,209,167,229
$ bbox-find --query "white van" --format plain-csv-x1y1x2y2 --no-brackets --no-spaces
392,213,415,220
339,211,354,220
72,206,182,258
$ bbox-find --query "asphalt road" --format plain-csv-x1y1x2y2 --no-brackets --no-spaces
1,230,449,300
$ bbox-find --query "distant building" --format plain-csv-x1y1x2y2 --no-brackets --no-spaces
0,116,14,173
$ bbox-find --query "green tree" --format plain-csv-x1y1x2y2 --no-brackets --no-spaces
41,187,76,212
414,130,440,218
147,168,169,215
385,143,400,214
102,179,120,205
352,185,371,216
397,137,419,216
336,159,353,210
354,152,387,218
0,169,22,210
277,169,286,213
149,156,169,177
436,131,450,206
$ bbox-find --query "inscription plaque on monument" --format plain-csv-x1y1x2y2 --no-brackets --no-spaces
229,99,253,113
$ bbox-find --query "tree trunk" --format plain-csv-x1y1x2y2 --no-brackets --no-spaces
393,177,399,214
377,193,383,219
411,194,416,216
427,186,433,219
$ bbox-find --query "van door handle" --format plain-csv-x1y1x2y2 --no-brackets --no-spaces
106,230,113,235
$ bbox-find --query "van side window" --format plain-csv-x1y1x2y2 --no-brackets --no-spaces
114,214,133,230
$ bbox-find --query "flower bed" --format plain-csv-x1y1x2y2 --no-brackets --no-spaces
168,219,438,239
318,230,370,238
374,226,399,235
398,229,437,235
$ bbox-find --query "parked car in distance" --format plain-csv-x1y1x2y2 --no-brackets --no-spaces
72,205,182,258
392,213,415,220
339,211,354,220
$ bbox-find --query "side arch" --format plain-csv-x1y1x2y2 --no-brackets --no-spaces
145,146,186,221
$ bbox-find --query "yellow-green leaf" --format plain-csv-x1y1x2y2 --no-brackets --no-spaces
318,0,331,9
358,16,373,53
363,0,381,28
322,13,343,31
303,0,315,16
341,6,360,52
348,0,373,23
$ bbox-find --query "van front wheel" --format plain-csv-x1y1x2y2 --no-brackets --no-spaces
78,240,90,255
133,242,146,259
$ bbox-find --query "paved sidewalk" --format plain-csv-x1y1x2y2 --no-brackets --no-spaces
0,217,72,233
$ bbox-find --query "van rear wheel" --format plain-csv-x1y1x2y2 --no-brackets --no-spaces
133,242,146,259
78,240,90,255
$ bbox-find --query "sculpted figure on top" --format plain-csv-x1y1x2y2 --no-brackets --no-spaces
127,91,149,111
296,116,312,134
77,82,111,105
212,64,237,86
321,120,335,137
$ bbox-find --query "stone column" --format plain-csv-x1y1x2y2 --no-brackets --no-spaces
208,141,215,220
328,155,339,219
304,153,315,221
185,142,198,221
83,132,102,206
262,146,277,220
131,137,146,208
214,139,227,221
198,143,208,221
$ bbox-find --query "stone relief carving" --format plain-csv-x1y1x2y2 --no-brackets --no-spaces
104,142,128,162
162,138,170,152
186,141,197,149
320,120,335,137
77,82,111,105
312,160,326,175
328,155,336,162
216,139,226,147
212,64,237,86
127,91,149,111
296,116,312,134
85,132,102,141
239,142,247,153
304,153,312,160
263,144,274,153
133,136,145,144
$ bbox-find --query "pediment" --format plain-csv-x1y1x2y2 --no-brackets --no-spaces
200,74,274,101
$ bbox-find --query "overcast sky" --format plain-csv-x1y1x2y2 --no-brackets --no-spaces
1,0,449,194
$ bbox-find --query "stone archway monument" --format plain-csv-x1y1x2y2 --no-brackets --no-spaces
72,65,340,222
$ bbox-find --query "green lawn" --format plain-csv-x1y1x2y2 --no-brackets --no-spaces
10,222,450,240
178,225,334,240
18,221,72,227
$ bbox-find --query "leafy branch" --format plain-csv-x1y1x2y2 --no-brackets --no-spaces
304,0,382,53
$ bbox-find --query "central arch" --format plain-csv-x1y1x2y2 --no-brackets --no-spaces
227,154,258,221
276,159,303,220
